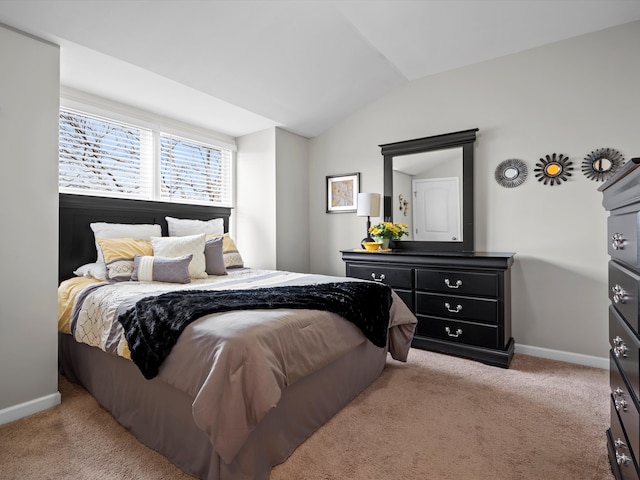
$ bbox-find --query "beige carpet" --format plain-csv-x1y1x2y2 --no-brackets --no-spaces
0,349,614,480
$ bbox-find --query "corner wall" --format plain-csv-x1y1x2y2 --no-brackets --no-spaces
308,21,640,361
275,128,310,273
236,128,277,270
0,25,61,422
236,127,310,273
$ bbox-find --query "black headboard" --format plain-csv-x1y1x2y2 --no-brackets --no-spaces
59,193,232,283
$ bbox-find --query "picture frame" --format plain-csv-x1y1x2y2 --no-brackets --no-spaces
326,173,360,213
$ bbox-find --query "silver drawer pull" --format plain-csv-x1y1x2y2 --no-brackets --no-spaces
444,302,463,313
445,279,463,289
371,273,386,282
445,326,463,338
616,452,631,466
612,336,628,358
612,233,626,250
615,397,628,412
614,344,629,358
612,284,627,304
615,438,628,449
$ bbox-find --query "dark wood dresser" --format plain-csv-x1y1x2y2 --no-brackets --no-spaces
600,158,640,480
341,249,515,368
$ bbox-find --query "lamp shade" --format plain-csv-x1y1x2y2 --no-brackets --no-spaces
356,193,381,217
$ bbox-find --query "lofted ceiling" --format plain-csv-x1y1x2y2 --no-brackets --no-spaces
1,1,640,138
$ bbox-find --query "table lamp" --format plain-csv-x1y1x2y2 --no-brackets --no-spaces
356,193,381,247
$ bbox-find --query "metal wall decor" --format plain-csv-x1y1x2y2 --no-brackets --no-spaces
582,148,624,181
398,194,409,216
534,153,573,186
495,159,528,188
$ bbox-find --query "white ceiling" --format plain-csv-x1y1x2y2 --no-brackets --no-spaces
1,1,640,138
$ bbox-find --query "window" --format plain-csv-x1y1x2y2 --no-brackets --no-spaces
160,133,232,205
59,109,152,199
58,107,233,207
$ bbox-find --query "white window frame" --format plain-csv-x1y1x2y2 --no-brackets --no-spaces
59,91,236,208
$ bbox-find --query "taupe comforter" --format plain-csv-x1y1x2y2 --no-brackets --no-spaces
59,268,417,464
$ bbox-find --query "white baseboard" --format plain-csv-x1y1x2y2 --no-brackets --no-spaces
515,344,608,370
0,392,61,426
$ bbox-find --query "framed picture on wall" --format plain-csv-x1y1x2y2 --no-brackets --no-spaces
326,173,360,213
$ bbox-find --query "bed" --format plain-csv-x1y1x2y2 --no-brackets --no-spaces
57,193,417,480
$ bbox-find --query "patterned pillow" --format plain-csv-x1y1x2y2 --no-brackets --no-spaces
131,254,192,284
204,236,227,275
151,233,207,279
95,238,153,281
206,233,244,269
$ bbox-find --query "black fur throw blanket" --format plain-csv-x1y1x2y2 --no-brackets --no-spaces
118,281,392,379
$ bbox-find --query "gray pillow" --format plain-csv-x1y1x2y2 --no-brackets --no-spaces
204,236,227,275
131,254,192,284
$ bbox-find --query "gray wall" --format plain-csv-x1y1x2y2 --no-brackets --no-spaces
275,128,310,273
0,25,60,420
236,127,310,273
308,21,640,364
236,128,278,270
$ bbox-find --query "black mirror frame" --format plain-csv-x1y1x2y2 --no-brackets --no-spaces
381,128,478,252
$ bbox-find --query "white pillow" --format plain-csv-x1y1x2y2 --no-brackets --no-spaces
151,233,208,279
90,222,162,263
166,216,224,237
73,262,107,281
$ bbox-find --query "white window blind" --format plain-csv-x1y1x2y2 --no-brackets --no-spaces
58,107,233,207
59,108,152,199
160,133,232,207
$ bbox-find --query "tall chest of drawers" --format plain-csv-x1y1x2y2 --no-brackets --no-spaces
601,158,640,480
341,250,515,368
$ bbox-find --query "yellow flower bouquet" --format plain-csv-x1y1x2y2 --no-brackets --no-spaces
368,222,409,240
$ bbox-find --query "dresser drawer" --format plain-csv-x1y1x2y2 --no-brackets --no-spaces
610,306,640,403
612,352,640,465
416,269,498,297
609,213,640,269
415,292,497,325
611,393,640,479
346,264,413,289
415,315,498,349
610,261,640,333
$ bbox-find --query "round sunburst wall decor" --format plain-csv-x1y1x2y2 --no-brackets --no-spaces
534,153,573,186
582,148,624,182
495,159,528,188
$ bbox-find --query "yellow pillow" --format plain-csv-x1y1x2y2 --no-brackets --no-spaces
96,238,153,281
206,233,244,268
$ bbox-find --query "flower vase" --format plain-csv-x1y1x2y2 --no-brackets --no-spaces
375,237,390,250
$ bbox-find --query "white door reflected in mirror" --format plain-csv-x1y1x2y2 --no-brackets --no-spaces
413,177,461,242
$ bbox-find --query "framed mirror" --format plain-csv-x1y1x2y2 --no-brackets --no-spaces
381,128,478,252
582,147,624,182
495,159,528,188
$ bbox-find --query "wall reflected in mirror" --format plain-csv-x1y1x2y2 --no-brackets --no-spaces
391,146,463,241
